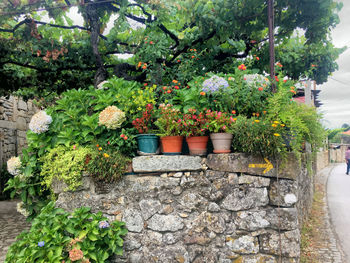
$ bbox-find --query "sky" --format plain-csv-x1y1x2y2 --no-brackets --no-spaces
318,0,350,129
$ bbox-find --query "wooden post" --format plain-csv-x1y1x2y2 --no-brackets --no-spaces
268,0,276,92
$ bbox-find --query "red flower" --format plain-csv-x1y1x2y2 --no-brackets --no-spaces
174,86,179,90
167,90,172,93
120,134,125,138
258,87,263,91
150,41,154,44
256,57,260,60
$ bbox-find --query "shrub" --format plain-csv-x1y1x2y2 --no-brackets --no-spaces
86,145,131,182
5,202,128,263
40,145,91,192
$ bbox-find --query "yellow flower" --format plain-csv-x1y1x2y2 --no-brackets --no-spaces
274,133,280,137
103,153,110,158
274,121,279,124
98,147,102,151
271,124,277,128
254,120,260,123
281,124,285,127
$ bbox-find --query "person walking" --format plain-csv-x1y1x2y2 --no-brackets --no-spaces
345,146,350,175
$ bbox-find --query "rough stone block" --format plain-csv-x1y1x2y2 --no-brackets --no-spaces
147,214,184,232
225,235,259,254
16,117,27,130
222,187,268,211
234,254,277,263
269,179,298,207
132,155,202,172
238,174,270,187
123,208,143,233
259,229,300,258
235,208,298,231
206,153,301,179
17,99,28,111
139,199,161,220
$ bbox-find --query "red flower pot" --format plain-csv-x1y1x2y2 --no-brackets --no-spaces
186,136,209,156
160,136,183,155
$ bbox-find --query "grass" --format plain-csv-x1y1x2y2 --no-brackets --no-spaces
300,183,326,263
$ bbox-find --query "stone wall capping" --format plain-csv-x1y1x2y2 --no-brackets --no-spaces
132,155,202,172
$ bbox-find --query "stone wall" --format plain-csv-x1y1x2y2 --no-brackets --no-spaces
329,144,349,163
55,153,314,263
0,96,37,167
315,149,329,172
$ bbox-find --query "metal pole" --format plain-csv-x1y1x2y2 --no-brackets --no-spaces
268,0,276,92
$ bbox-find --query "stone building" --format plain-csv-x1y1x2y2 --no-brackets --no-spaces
0,96,38,167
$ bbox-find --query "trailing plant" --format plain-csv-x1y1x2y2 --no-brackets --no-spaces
86,145,131,182
5,202,128,263
40,145,91,192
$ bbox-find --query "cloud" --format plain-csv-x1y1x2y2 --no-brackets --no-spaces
318,0,350,129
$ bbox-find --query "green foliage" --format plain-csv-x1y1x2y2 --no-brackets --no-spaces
327,128,346,143
231,115,286,158
87,145,131,182
40,146,91,192
5,202,127,263
266,78,326,154
154,104,183,136
0,0,344,96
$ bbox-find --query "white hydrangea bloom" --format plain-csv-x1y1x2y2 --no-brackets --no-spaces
98,106,126,129
244,74,270,87
97,80,109,90
29,110,52,134
7,156,21,175
17,202,30,217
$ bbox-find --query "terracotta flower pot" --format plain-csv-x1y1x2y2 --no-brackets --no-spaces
160,136,183,155
210,133,233,153
186,136,209,156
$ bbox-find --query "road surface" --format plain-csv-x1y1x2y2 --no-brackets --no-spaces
327,163,350,262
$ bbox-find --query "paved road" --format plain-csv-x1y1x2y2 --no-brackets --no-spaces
0,201,30,262
328,163,350,262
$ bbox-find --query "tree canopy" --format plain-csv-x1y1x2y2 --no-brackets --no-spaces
0,0,345,97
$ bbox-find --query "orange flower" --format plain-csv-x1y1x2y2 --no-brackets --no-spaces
200,91,206,96
263,111,267,114
191,55,195,58
137,62,142,68
256,57,260,60
232,110,236,114
142,65,147,69
98,147,102,151
174,86,179,90
177,60,181,63
258,87,263,91
162,86,167,90
193,49,197,52
96,144,99,147
172,80,178,83
120,134,125,138
167,90,172,93
124,136,128,140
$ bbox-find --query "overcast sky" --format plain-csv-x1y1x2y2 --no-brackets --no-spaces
318,0,350,129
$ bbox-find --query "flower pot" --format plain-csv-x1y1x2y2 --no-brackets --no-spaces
210,133,233,153
186,136,209,156
160,136,183,155
136,134,159,154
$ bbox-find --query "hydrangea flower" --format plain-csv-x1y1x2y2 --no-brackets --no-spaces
243,74,270,87
69,248,84,261
7,156,21,175
17,201,30,217
98,106,126,130
29,111,52,134
99,220,110,229
38,241,45,247
202,75,229,93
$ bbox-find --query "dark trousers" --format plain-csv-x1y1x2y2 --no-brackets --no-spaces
347,159,350,174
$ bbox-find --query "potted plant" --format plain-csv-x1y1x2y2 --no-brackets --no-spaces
206,110,235,153
132,104,159,155
182,109,209,156
155,104,184,155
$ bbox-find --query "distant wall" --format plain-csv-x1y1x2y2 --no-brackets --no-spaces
0,96,38,167
329,144,349,163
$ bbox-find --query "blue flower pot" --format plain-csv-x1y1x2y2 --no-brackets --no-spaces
136,134,159,154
